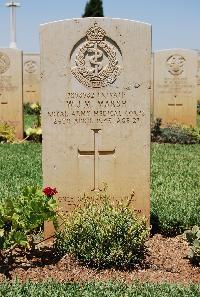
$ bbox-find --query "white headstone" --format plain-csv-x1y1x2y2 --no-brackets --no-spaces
153,49,197,127
23,53,40,104
0,48,23,139
40,18,151,237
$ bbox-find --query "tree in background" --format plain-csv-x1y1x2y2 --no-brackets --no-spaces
82,0,104,17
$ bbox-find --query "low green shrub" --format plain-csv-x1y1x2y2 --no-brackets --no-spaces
55,191,149,269
185,226,200,266
25,127,42,142
0,123,15,143
24,102,34,115
0,186,57,253
151,118,162,140
151,118,200,144
161,126,200,144
24,102,40,115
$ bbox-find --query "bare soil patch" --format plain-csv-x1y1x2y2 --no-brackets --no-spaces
0,234,199,284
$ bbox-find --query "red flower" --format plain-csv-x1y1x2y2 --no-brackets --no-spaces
43,186,58,197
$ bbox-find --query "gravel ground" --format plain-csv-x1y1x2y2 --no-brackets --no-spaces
0,234,199,284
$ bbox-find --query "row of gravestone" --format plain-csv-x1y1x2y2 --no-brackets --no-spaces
152,49,199,127
0,18,199,236
0,47,199,140
0,49,40,138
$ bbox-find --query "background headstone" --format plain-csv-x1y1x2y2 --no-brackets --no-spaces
23,53,40,104
41,18,151,237
150,53,154,120
0,48,23,139
197,51,200,102
153,49,197,127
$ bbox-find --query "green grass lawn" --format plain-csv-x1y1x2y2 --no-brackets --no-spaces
0,143,42,199
24,114,38,130
151,143,200,234
0,282,199,297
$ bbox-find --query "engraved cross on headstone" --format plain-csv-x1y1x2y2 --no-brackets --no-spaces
0,93,8,105
26,90,36,96
78,129,115,192
168,96,183,120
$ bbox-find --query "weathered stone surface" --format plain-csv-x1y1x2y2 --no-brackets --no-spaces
0,48,23,139
197,51,200,102
153,49,197,127
40,18,151,237
150,53,154,120
23,53,40,104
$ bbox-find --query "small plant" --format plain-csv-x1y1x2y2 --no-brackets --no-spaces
161,125,200,144
55,190,149,269
24,102,34,115
24,102,40,114
0,186,58,258
151,118,200,144
0,123,15,143
151,118,162,141
185,226,200,265
25,127,42,142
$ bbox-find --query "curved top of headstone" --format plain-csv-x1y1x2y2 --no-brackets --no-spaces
0,47,21,52
155,48,197,53
40,17,151,28
23,52,40,55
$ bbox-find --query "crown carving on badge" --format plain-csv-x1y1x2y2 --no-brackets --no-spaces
86,23,106,41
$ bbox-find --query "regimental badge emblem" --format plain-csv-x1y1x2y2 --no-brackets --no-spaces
24,60,37,74
71,23,122,88
166,54,185,76
0,52,10,74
